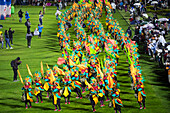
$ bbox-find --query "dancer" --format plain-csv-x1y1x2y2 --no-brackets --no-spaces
137,81,146,109
71,76,82,99
111,88,123,113
89,87,98,112
98,85,105,107
52,81,61,111
34,72,44,103
22,76,33,109
62,75,72,104
44,69,52,98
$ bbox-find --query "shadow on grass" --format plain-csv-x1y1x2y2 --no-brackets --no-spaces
62,106,92,112
123,104,138,109
0,77,11,81
0,102,23,108
7,97,21,101
138,42,170,102
33,105,54,110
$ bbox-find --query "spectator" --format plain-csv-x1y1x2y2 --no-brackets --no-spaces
43,3,46,14
18,9,24,22
126,27,132,37
26,31,33,48
111,2,116,13
125,4,127,12
5,30,13,49
25,19,31,33
39,12,43,25
0,33,4,49
55,10,62,20
135,26,139,35
25,11,30,20
38,24,43,38
11,57,22,82
8,28,15,45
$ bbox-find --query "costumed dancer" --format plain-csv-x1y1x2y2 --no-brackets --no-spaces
104,74,111,101
52,81,62,111
22,76,33,109
86,79,98,112
62,75,72,104
98,85,105,107
44,69,52,98
111,88,123,113
137,81,146,109
71,76,82,99
34,72,44,103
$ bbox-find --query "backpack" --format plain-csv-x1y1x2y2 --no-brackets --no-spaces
25,22,28,26
11,60,15,67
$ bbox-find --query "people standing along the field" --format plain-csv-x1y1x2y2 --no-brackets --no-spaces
11,57,22,82
18,9,24,22
25,19,31,33
26,31,33,48
126,27,132,37
5,30,13,49
0,33,4,49
39,12,43,25
38,24,43,38
25,11,30,20
43,3,46,14
8,28,15,45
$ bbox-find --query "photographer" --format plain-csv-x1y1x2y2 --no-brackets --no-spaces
11,57,22,82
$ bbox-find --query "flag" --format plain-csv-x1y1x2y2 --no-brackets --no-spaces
50,69,55,84
108,73,114,88
57,67,65,75
85,79,93,89
90,47,96,55
41,61,44,77
26,64,33,78
69,58,76,66
17,70,24,85
57,57,65,65
46,63,50,69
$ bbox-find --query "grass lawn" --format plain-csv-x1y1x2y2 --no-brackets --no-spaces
0,5,170,113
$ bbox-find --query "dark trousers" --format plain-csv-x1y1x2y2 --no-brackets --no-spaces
25,100,31,107
27,26,30,33
39,18,42,25
38,32,42,38
90,95,95,110
64,92,71,102
27,37,32,46
36,92,43,102
74,87,82,98
9,38,13,44
53,98,61,110
13,68,17,80
5,38,11,48
114,104,121,112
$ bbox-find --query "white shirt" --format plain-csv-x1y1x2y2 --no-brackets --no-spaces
158,35,166,46
111,3,116,9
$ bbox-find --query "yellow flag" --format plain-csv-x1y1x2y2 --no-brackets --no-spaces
26,64,33,78
17,70,24,85
41,61,44,77
50,69,55,84
46,63,50,69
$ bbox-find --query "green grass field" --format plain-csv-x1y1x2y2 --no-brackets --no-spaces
0,6,170,113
